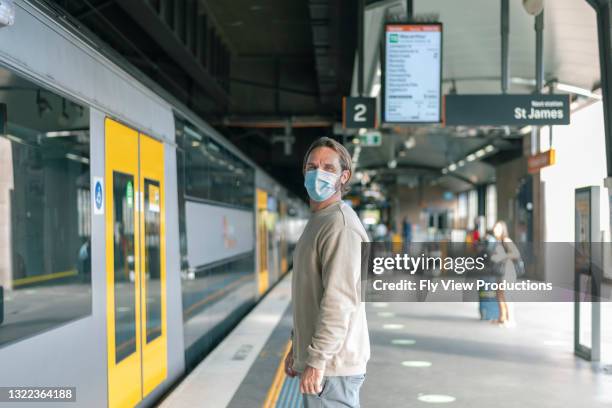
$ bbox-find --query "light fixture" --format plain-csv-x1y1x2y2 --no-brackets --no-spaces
184,126,202,141
65,153,89,164
466,153,476,162
475,149,485,158
370,83,381,97
519,125,532,135
441,168,448,174
388,159,397,169
448,163,457,171
556,82,602,100
484,144,495,153
404,137,416,149
458,160,465,167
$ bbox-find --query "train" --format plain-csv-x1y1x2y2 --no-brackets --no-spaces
0,2,308,407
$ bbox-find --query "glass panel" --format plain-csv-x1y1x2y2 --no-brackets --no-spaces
144,179,162,343
0,68,91,348
181,251,255,362
176,118,254,209
113,172,136,363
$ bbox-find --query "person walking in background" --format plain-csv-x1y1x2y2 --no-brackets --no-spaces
285,137,370,407
490,220,521,327
402,217,412,248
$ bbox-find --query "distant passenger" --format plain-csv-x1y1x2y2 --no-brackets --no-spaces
402,217,412,245
490,220,520,327
285,137,369,407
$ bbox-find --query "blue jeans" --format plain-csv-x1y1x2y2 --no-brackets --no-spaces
302,374,366,408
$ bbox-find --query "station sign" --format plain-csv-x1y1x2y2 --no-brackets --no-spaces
343,96,376,129
528,149,556,174
382,23,442,124
444,94,570,126
359,131,382,146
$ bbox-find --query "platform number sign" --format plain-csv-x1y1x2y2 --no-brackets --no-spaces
93,177,104,215
343,97,376,129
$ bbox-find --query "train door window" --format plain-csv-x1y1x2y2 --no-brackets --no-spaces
144,179,162,343
112,172,137,363
0,68,91,349
105,118,167,407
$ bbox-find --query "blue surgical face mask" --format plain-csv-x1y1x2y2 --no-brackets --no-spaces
304,169,340,202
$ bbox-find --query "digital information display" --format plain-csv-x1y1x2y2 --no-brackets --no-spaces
383,23,442,123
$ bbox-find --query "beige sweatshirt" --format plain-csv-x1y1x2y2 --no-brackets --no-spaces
291,201,370,376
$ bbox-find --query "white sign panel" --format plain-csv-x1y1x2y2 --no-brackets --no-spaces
383,23,442,123
185,201,254,268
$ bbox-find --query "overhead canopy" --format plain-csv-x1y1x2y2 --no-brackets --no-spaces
352,0,600,192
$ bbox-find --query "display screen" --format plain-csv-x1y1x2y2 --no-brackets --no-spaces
383,23,442,123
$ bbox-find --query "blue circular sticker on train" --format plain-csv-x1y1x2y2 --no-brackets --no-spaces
95,180,103,211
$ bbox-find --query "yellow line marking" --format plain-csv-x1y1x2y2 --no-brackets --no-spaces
13,269,78,287
263,340,292,408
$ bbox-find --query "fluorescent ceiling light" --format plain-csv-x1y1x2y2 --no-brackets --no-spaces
519,125,532,135
448,163,457,171
370,83,381,97
458,160,465,167
45,131,72,138
475,149,485,158
556,83,602,100
65,153,89,164
184,126,202,141
441,168,448,174
484,145,495,153
466,154,476,162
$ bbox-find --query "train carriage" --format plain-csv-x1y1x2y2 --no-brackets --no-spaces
0,2,307,407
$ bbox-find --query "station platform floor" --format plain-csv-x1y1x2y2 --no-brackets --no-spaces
159,273,612,407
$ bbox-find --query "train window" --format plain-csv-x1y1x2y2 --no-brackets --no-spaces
0,67,91,348
112,172,137,362
175,118,254,209
143,179,162,343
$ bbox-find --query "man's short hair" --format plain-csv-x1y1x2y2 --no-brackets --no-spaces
302,137,352,195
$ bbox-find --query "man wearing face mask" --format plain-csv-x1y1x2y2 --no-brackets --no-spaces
284,137,370,407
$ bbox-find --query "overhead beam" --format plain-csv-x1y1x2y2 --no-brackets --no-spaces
116,0,230,107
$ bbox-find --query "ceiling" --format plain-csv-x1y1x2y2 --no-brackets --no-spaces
350,0,601,195
43,0,359,198
41,0,602,199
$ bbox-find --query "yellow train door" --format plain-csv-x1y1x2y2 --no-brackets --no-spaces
105,118,167,407
256,189,269,295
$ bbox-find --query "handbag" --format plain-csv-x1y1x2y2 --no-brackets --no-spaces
502,241,526,278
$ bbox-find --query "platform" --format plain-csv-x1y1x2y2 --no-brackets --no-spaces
159,274,612,408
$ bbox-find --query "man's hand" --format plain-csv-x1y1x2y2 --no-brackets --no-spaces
284,346,297,377
300,365,324,395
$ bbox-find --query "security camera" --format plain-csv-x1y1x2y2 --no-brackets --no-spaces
0,0,15,27
522,0,544,16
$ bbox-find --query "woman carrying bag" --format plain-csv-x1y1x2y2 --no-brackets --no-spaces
490,221,522,327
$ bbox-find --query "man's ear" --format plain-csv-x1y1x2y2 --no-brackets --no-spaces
340,169,350,184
